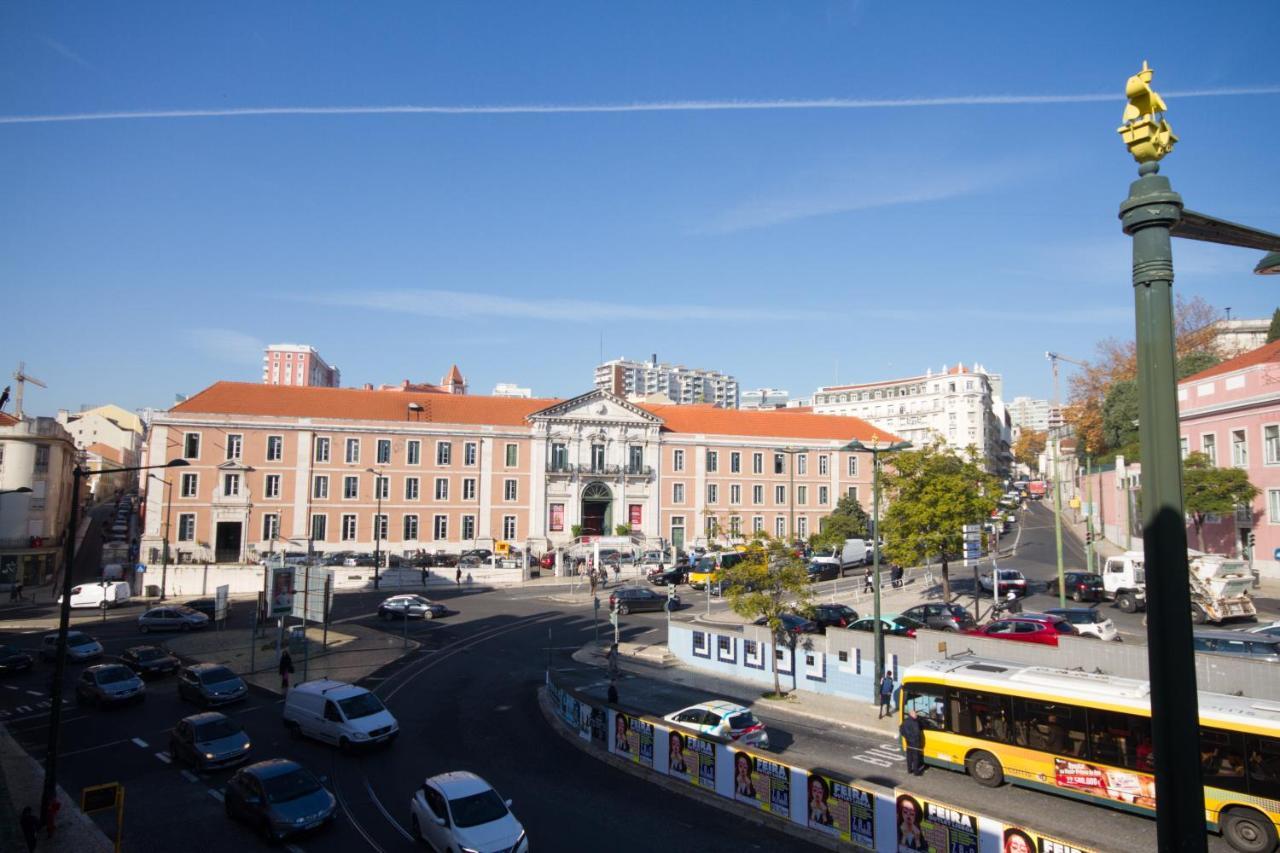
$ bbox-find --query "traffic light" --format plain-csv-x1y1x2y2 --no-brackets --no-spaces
609,608,619,630
1085,530,1093,545
1248,532,1257,549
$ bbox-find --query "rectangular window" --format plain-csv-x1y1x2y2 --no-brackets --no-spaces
730,484,741,504
707,484,718,504
591,444,605,472
374,514,388,541
504,479,518,501
752,453,763,474
311,514,327,542
433,515,448,540
183,432,201,460
435,478,449,501
262,514,279,541
775,517,786,538
375,476,389,500
673,483,685,503
226,434,242,460
1267,426,1280,465
847,455,858,477
503,516,517,540
463,478,476,501
797,485,807,505
1202,434,1217,465
775,485,786,504
405,477,420,501
774,453,785,474
266,435,283,462
341,514,357,541
375,439,390,465
551,443,568,470
730,452,741,473
628,445,644,473
181,472,198,498
848,486,859,501
223,473,240,496
437,442,452,465
461,515,476,540
1232,429,1248,468
730,516,742,536
819,454,829,476
797,517,807,538
345,438,360,464
706,451,719,473
1180,436,1189,460
265,474,281,499
673,449,685,472
752,516,764,533
313,475,329,500
797,454,807,475
706,516,718,537
818,486,829,505
314,437,330,463
1269,490,1280,523
505,443,518,467
464,442,478,466
752,484,763,505
177,513,196,541
404,514,419,540
407,440,421,466
343,476,358,500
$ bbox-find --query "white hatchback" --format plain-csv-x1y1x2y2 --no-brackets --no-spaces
1042,608,1119,642
663,700,769,748
409,771,528,853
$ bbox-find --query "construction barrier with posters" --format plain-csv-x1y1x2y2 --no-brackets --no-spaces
543,674,1097,853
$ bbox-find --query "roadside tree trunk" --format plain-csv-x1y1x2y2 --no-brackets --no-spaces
1193,514,1206,553
941,554,952,603
772,630,783,697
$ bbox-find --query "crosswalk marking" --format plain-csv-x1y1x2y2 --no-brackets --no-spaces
180,769,199,783
155,752,172,764
131,737,148,748
207,789,224,802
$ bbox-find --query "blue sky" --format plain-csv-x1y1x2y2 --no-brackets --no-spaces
2,2,1278,415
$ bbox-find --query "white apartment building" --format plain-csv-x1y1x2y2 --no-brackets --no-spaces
1213,317,1271,358
0,413,77,586
492,383,533,398
741,388,790,410
811,363,1010,470
263,344,341,387
595,356,740,408
55,403,144,500
1006,396,1052,433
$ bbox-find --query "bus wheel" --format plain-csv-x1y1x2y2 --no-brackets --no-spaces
965,750,1004,788
1223,807,1278,853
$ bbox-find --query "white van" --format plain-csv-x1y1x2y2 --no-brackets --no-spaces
809,538,870,576
282,679,399,750
60,581,132,609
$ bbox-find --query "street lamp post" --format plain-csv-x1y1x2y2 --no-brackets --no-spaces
1116,62,1280,853
41,458,188,823
843,437,911,702
366,467,384,589
148,474,173,600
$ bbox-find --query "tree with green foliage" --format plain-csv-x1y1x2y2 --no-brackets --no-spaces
1177,350,1221,380
1101,379,1140,458
810,493,870,550
1268,308,1280,344
1012,429,1046,473
1183,452,1260,552
879,442,1001,603
718,535,811,698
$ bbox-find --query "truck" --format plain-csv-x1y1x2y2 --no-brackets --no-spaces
1101,551,1147,613
1099,550,1256,624
1027,481,1048,500
807,538,870,578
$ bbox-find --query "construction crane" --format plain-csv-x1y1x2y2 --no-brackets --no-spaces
1045,351,1088,426
11,361,47,420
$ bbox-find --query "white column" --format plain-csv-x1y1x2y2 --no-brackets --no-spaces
291,430,312,539
479,435,494,540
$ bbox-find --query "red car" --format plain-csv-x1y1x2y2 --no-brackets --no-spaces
539,553,556,570
967,614,1077,646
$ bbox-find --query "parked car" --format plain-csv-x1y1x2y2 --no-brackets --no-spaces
1245,620,1280,639
181,598,218,618
61,580,131,609
640,550,665,567
538,552,556,570
138,605,210,633
460,549,493,563
224,759,336,842
170,711,253,770
663,701,769,747
978,569,1029,596
40,631,103,662
120,645,181,678
806,561,841,582
409,771,528,853
1045,571,1105,603
847,614,924,638
968,615,1077,646
810,603,859,631
282,679,399,750
646,566,686,587
609,587,678,614
1041,608,1118,641
0,645,34,675
377,595,447,620
755,612,820,636
900,603,977,632
1193,630,1280,662
178,663,249,707
76,663,145,706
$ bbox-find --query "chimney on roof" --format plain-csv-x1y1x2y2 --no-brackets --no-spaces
363,383,373,391
651,353,657,366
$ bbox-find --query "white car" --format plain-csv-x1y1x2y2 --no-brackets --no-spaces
409,771,528,853
663,700,769,748
1042,608,1119,641
978,569,1029,596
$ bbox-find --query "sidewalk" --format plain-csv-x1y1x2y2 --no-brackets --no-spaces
0,726,111,852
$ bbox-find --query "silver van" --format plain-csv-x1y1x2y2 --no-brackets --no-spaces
1193,629,1280,663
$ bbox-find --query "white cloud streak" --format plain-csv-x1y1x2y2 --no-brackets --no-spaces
3,86,1278,126
187,328,265,365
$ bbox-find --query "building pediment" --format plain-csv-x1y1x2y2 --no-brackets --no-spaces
529,389,663,427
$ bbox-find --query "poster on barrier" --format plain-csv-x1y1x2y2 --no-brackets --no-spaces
1053,758,1155,809
666,730,715,788
731,751,790,817
894,793,977,853
996,823,1096,853
612,712,654,767
806,772,875,849
589,706,607,744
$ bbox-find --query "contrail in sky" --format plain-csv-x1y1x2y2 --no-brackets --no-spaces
2,86,1278,125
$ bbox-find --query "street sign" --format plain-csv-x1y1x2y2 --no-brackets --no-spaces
269,566,295,616
82,782,123,813
135,563,146,573
292,566,334,622
214,584,229,623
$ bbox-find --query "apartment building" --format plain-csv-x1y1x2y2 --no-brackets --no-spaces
0,412,77,586
263,344,341,387
594,356,740,408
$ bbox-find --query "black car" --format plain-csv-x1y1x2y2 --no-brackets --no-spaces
377,595,447,619
460,549,492,563
810,604,859,631
755,612,821,636
182,598,218,619
120,645,180,679
646,567,686,587
609,587,678,614
806,562,840,582
1047,571,1105,603
0,645,34,675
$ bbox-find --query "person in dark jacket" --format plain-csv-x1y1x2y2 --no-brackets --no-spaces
900,709,925,775
20,806,39,852
278,649,295,692
878,671,896,719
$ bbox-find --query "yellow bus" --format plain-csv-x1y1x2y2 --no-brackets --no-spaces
688,551,746,591
900,657,1280,852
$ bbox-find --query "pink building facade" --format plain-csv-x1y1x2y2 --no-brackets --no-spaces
262,344,341,387
140,383,888,564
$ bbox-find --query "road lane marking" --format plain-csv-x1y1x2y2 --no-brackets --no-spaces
59,738,134,758
4,685,18,690
131,737,148,748
208,789,224,802
180,769,199,782
364,776,413,841
25,690,43,696
155,752,172,764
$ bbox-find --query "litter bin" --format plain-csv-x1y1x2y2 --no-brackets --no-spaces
144,584,161,598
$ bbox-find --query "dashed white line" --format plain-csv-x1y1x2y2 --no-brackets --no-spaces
25,690,43,697
180,769,199,783
284,844,305,853
4,685,19,691
155,752,172,764
131,737,148,748
207,789,224,802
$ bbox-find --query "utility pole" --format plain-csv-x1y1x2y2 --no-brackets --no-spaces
1045,352,1086,607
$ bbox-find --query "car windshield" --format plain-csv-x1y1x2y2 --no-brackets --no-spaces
132,648,166,661
726,712,758,730
261,768,322,804
338,692,386,720
199,667,238,685
448,789,509,829
945,605,970,619
195,718,244,741
97,666,135,684
67,634,95,647
1053,622,1075,633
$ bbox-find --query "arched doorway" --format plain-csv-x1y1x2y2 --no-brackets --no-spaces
580,482,612,536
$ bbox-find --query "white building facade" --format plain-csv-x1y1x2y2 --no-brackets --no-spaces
594,356,740,408
0,414,77,586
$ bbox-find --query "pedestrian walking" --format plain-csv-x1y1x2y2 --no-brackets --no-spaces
863,565,874,594
878,670,896,719
589,570,598,596
278,648,295,692
891,564,904,589
455,566,462,586
607,680,619,705
20,806,39,852
900,708,926,775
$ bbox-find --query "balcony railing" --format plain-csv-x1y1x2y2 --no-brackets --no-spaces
544,463,654,477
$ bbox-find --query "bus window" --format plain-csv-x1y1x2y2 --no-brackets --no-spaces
902,683,948,731
1200,728,1248,794
952,689,1012,744
1246,735,1280,800
1012,699,1087,756
1086,709,1151,770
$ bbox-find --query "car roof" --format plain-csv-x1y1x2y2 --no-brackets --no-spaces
293,678,366,699
1042,607,1097,615
245,758,303,779
182,711,230,726
1195,629,1280,642
426,770,493,798
125,644,167,654
680,700,750,716
187,662,235,673
87,662,132,674
996,614,1066,625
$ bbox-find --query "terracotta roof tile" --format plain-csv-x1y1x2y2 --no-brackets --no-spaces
0,412,16,426
1181,339,1280,383
638,403,901,442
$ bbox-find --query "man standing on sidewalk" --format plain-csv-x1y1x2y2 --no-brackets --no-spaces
900,708,925,775
878,670,896,719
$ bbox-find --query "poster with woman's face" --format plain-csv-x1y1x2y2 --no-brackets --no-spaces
895,794,976,853
732,751,790,817
269,566,295,615
1001,824,1094,853
808,772,874,848
611,712,653,767
666,729,715,788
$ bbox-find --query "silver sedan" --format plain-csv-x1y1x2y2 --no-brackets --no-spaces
138,605,210,633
